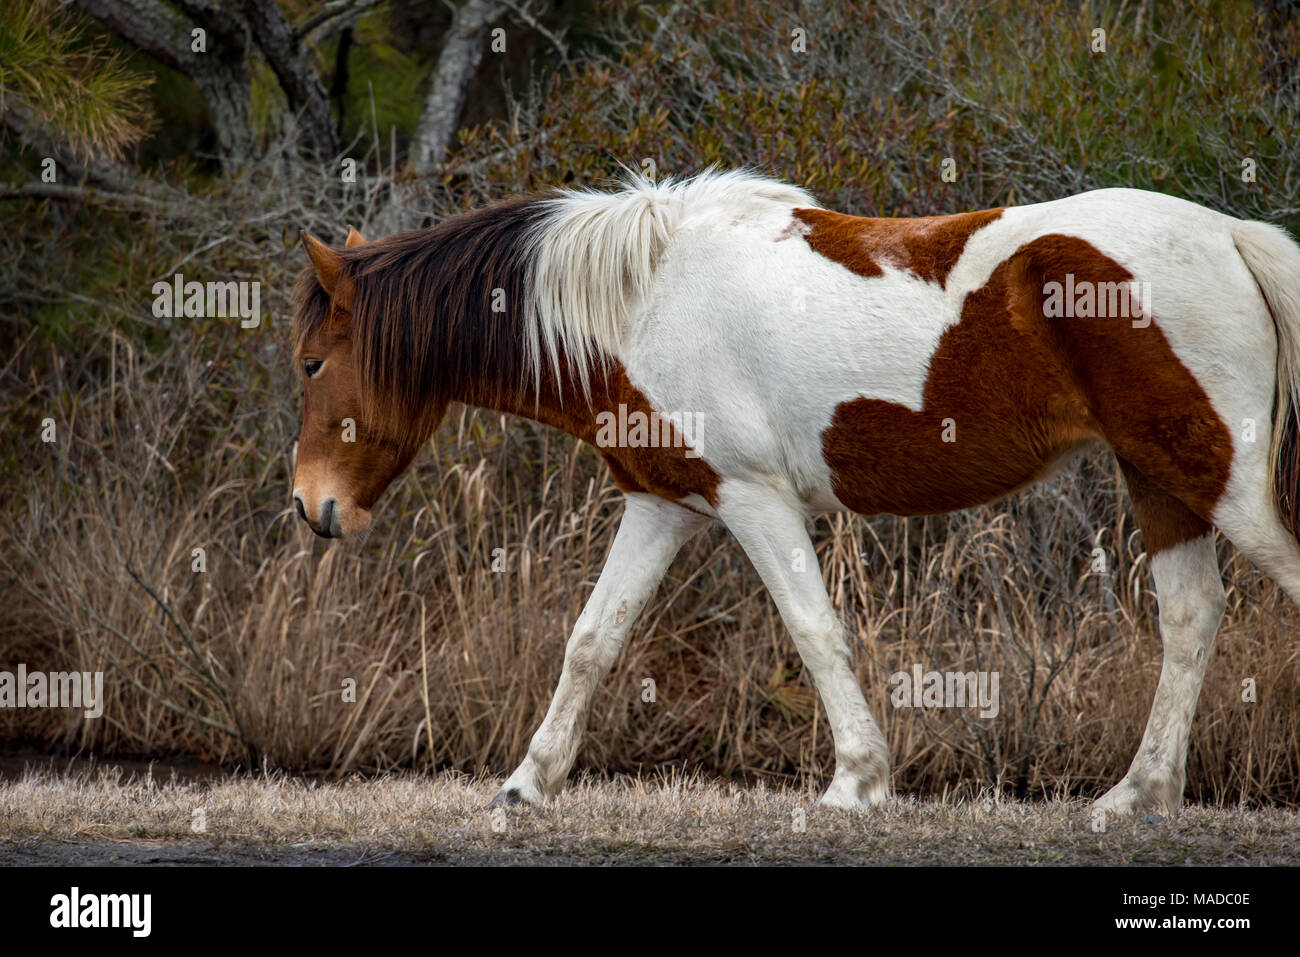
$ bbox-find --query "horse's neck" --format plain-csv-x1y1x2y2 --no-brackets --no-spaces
458,361,609,448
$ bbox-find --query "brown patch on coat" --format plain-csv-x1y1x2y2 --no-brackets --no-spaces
463,359,720,507
793,207,1005,287
821,234,1233,522
1117,458,1212,555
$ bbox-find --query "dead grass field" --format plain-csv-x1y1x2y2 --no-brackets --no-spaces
8,0,1300,833
2,764,1297,866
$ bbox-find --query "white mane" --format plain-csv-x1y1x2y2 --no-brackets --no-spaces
525,168,818,397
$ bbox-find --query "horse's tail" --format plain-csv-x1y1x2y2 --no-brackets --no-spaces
1233,219,1300,545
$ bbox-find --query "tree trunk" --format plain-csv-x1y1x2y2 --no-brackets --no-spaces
411,0,505,172
77,0,254,171
236,0,339,158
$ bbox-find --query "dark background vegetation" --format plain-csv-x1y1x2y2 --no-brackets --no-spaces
2,0,1300,804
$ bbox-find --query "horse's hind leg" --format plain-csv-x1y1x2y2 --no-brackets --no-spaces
1092,461,1226,819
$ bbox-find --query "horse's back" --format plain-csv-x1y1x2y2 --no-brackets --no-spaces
629,187,1274,519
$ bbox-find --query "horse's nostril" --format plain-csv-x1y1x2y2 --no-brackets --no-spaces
294,496,306,522
320,498,336,537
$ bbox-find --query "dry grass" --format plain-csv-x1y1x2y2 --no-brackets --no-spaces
4,0,1300,806
3,317,1300,804
2,764,1297,866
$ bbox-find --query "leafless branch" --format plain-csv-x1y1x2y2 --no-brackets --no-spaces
297,0,388,42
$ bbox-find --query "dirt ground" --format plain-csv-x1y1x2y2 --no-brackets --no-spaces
2,757,1297,866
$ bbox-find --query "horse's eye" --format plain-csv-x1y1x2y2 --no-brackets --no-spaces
304,359,323,378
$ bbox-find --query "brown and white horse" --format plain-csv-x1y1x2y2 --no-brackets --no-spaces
291,169,1300,814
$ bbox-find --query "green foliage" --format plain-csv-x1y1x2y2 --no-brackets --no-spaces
915,0,1300,228
332,9,428,145
248,57,289,146
436,0,1299,231
0,0,153,163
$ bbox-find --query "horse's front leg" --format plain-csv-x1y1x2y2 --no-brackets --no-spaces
491,492,711,806
716,480,891,808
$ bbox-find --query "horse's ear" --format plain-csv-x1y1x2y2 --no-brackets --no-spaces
345,225,366,248
301,230,341,296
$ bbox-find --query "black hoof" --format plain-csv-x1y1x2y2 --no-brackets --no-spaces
489,787,523,808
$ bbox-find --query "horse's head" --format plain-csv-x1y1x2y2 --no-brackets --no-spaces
291,226,446,539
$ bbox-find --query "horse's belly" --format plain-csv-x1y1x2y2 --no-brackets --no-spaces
822,401,1100,516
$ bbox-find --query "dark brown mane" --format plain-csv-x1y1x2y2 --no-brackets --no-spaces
292,191,558,432
291,266,331,357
